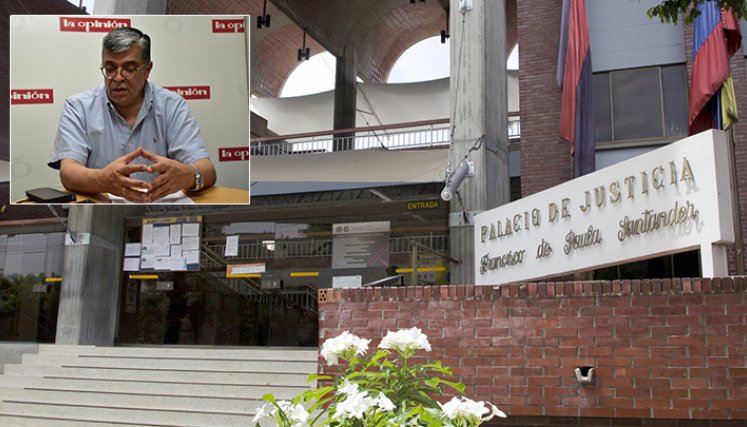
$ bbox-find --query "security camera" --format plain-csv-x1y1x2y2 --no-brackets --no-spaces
441,161,473,201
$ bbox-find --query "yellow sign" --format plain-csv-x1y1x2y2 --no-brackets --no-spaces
290,272,320,277
395,267,447,273
226,273,262,278
407,200,440,210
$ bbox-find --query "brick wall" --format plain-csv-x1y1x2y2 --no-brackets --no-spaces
517,0,572,196
730,49,747,276
318,279,747,425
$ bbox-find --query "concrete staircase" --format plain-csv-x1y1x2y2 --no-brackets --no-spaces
0,344,319,426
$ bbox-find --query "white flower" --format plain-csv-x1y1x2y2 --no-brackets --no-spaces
320,331,370,365
379,327,431,353
439,396,506,423
334,388,376,420
337,379,360,396
335,382,395,420
251,401,310,427
284,403,310,426
486,402,507,420
251,402,272,424
374,393,395,412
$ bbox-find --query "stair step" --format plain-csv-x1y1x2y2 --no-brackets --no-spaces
4,364,312,386
0,345,319,427
0,414,144,427
37,344,319,361
0,401,254,427
23,353,317,373
0,388,264,413
0,375,307,399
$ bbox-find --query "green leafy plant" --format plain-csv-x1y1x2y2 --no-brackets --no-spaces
252,328,506,427
647,0,747,25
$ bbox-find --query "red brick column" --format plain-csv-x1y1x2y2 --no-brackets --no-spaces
517,0,572,196
732,52,747,273
318,279,747,424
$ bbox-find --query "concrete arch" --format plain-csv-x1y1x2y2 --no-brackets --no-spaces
166,0,517,97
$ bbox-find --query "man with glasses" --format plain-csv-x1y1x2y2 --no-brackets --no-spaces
48,27,217,203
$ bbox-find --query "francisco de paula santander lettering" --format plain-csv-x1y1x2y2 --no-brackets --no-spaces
477,156,698,276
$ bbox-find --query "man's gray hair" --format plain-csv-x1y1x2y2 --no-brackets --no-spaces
102,27,151,64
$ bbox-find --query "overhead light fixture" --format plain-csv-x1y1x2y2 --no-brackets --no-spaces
256,0,271,28
368,189,393,202
410,0,425,3
297,30,310,61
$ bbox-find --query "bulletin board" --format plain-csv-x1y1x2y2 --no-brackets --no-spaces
123,216,202,272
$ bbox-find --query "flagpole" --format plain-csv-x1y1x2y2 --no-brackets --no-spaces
728,126,744,275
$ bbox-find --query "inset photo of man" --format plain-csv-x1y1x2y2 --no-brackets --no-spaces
10,15,251,204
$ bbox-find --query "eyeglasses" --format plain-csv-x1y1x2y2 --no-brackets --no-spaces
99,62,147,80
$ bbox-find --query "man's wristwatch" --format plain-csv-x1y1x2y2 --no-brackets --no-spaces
190,165,204,191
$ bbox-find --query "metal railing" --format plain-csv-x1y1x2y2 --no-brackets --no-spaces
251,117,520,156
281,287,318,314
252,125,451,155
201,244,263,296
204,238,332,261
202,240,275,262
391,234,450,254
275,238,332,258
200,243,318,314
205,234,450,260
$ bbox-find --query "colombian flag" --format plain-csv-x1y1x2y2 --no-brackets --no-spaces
557,0,595,177
689,1,742,134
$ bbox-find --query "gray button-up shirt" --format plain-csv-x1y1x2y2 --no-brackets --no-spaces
48,81,209,182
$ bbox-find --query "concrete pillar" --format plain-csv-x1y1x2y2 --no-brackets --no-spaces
333,46,357,151
55,205,134,345
448,0,509,284
94,0,166,15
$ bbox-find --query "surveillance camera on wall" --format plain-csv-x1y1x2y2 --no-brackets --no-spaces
441,161,473,201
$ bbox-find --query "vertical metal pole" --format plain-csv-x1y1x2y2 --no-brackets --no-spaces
728,127,744,274
267,302,273,345
411,244,418,286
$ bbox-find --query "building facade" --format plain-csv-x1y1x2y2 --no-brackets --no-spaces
2,0,747,424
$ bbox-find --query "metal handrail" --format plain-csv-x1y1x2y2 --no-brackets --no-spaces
250,117,521,156
251,118,450,143
201,243,318,314
252,125,451,155
204,234,450,259
201,243,263,297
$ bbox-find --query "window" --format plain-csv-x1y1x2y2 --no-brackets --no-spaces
594,64,688,144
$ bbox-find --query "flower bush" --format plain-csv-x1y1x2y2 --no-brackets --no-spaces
252,327,506,427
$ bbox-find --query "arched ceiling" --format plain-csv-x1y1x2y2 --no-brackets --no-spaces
167,0,517,98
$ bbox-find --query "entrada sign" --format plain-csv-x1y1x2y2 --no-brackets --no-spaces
474,130,734,285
